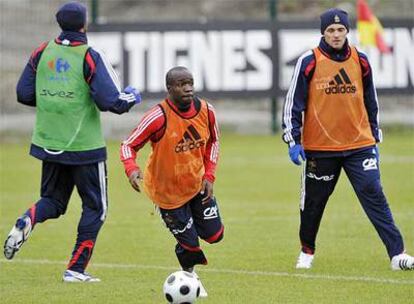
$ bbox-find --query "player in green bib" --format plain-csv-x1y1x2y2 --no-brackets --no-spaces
4,1,143,282
33,41,105,152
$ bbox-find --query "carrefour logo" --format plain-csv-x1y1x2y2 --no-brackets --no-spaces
47,58,71,73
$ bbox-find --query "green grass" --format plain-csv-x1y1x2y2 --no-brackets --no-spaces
0,131,413,303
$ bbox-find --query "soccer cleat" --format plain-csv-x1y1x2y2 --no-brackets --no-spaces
62,270,101,282
192,271,208,298
4,216,32,260
296,251,314,269
391,253,414,271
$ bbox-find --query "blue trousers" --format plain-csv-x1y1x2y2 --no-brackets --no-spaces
23,161,108,272
300,147,404,259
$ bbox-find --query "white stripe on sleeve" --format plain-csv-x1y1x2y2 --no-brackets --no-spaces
210,141,219,163
124,108,163,146
283,50,312,144
95,48,121,92
119,93,136,103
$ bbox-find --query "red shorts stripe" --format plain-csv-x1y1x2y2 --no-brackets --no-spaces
179,242,201,252
205,225,224,243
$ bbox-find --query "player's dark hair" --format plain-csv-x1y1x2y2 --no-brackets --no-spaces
166,66,189,87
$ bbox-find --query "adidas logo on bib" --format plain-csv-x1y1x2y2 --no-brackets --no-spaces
325,68,357,95
175,125,205,153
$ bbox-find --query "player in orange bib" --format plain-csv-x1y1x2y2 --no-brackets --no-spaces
282,8,413,270
120,66,224,297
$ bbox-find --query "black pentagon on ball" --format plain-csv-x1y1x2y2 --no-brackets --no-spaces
167,275,176,284
180,285,190,295
196,286,200,297
165,293,173,303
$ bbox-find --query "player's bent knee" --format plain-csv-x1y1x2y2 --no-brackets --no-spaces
208,231,224,244
204,226,224,244
40,197,68,218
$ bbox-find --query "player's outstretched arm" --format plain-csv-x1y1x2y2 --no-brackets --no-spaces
86,48,141,114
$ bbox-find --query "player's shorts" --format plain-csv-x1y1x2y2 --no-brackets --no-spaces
159,192,224,250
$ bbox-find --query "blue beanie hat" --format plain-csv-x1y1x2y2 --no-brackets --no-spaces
320,8,349,34
56,1,87,31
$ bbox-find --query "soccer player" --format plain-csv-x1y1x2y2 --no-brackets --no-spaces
282,8,413,270
120,66,224,297
3,1,142,282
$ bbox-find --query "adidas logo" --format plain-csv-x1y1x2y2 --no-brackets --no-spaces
325,68,357,95
175,125,206,153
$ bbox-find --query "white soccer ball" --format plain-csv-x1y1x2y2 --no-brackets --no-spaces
163,270,200,304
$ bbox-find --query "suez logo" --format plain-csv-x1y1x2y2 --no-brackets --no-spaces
316,68,357,95
171,217,194,235
306,172,335,181
175,125,205,153
39,89,74,99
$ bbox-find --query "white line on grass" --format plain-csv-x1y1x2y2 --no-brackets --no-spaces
1,258,413,285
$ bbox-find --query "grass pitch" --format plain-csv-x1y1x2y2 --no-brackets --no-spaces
0,131,413,303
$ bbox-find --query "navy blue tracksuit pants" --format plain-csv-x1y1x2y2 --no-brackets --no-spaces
300,147,404,259
24,161,107,273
